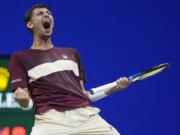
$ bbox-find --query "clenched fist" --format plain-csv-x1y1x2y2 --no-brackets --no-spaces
106,77,131,95
116,77,131,90
14,87,30,108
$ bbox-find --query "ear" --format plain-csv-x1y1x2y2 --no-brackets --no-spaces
26,21,34,29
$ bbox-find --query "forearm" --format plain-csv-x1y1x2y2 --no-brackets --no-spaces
104,86,118,95
87,77,131,102
90,81,119,95
18,99,30,108
19,99,33,110
104,82,124,95
87,81,118,102
83,86,120,102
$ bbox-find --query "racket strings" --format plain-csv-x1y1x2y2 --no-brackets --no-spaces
130,65,168,82
141,67,166,79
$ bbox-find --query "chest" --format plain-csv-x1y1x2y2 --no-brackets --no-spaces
22,50,80,82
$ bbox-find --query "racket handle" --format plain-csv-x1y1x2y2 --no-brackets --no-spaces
90,81,118,94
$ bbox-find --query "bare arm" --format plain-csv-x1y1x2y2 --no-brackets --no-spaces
80,77,131,97
105,77,131,95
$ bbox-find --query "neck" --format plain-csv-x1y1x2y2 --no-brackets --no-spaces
31,35,53,50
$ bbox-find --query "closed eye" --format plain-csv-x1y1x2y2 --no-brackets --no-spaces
36,12,43,16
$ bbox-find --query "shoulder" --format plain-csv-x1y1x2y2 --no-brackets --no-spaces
12,48,33,56
9,51,26,67
10,51,24,59
10,50,30,62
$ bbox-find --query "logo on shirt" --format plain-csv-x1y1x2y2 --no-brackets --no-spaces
11,78,22,84
62,55,68,59
0,67,9,92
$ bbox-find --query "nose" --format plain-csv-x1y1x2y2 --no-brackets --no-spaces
43,12,50,18
44,14,49,18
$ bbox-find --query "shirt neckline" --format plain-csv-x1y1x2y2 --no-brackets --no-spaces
29,47,56,52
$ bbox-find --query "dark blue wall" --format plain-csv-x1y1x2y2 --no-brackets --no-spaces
0,0,179,135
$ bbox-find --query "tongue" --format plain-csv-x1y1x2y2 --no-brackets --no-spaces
43,21,50,29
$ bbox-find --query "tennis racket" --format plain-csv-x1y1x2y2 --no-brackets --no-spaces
89,63,170,94
128,63,170,82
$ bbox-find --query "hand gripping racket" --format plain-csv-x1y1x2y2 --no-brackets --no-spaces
89,63,170,94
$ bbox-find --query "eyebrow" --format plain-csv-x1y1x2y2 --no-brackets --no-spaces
36,10,51,14
37,11,43,14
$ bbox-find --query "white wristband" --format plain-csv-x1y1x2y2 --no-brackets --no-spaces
90,81,117,94
21,99,33,110
88,91,107,102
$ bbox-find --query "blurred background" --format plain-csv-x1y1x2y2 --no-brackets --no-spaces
0,0,179,135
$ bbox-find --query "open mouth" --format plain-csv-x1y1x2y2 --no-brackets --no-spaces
42,18,51,29
43,21,51,29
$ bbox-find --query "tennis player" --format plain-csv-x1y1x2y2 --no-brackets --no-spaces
9,4,131,135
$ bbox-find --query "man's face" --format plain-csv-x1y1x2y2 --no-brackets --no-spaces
28,8,54,38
